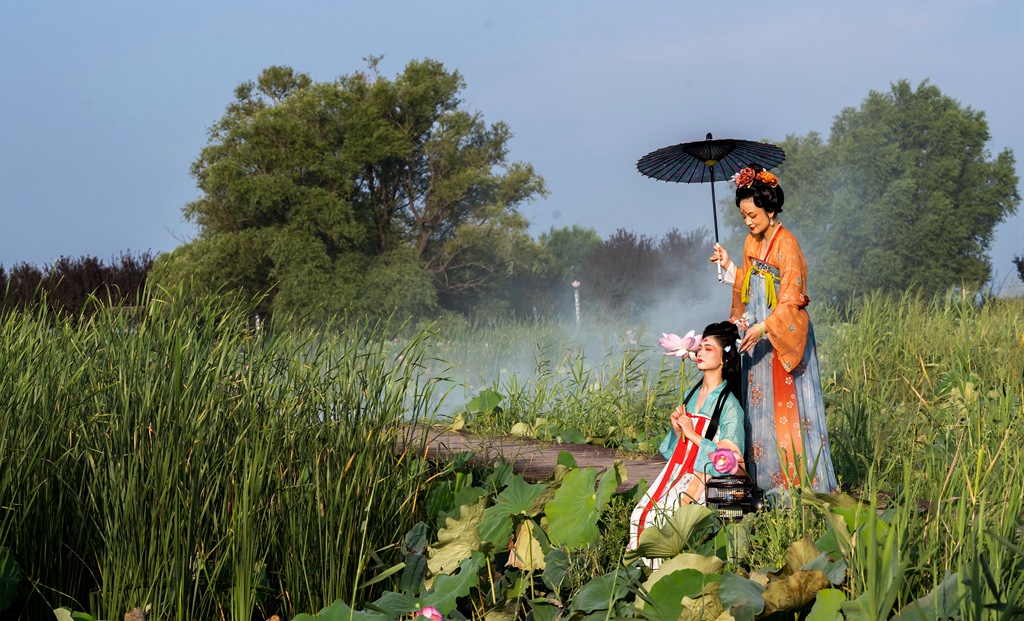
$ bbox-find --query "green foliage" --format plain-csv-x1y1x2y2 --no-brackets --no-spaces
158,59,546,319
740,80,1020,305
544,466,620,548
0,288,439,619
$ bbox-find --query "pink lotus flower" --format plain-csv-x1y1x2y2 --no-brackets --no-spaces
659,330,701,357
419,607,443,621
710,448,740,475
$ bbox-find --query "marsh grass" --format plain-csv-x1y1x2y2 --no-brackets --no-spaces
1,288,1021,618
0,290,439,619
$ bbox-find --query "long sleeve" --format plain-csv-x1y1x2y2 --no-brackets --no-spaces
761,228,810,372
729,235,758,320
691,393,746,478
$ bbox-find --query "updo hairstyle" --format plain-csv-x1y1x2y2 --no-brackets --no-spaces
702,321,742,403
735,163,785,215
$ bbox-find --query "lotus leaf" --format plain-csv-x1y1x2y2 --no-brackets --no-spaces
478,476,547,546
509,422,533,437
421,551,486,614
624,504,717,561
639,552,724,598
640,568,709,621
530,602,561,621
805,588,845,621
762,570,830,614
893,572,959,620
556,450,578,469
784,536,821,573
569,565,639,613
468,389,503,414
541,548,570,591
801,552,848,585
544,466,619,548
719,571,765,621
295,598,390,621
506,519,546,571
427,497,486,576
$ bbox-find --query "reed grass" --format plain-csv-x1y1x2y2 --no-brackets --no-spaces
0,290,439,619
1,287,1020,618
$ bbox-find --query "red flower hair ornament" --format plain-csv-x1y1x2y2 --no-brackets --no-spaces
732,167,779,189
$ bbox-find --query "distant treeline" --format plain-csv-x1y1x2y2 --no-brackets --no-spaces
1,251,153,317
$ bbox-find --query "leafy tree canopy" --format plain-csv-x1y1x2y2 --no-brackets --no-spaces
727,80,1019,305
154,59,546,318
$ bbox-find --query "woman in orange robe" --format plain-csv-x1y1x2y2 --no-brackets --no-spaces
710,165,837,497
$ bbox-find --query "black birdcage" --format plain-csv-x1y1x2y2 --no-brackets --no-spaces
704,463,764,521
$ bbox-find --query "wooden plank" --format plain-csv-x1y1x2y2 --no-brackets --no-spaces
399,425,666,492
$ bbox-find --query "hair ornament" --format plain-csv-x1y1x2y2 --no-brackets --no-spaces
724,345,732,353
732,167,779,189
756,170,779,187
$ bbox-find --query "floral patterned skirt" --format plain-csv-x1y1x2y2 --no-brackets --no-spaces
743,272,838,498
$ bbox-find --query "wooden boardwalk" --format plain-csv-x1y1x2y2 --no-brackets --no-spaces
400,425,665,491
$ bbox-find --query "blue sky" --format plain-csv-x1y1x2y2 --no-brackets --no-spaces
2,1,1022,288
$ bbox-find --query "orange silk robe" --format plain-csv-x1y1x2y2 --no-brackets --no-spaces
730,226,811,373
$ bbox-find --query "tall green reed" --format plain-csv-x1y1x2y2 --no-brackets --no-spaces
0,290,439,619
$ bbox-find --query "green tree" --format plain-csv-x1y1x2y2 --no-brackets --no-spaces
154,60,546,318
539,225,602,281
764,80,1019,304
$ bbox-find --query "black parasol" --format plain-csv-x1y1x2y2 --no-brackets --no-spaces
636,133,786,245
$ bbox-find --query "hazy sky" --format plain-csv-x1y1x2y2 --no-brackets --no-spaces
2,1,1022,288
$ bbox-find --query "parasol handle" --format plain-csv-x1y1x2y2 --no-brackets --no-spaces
710,164,723,282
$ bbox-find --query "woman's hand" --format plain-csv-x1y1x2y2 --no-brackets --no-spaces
709,243,731,268
671,406,700,444
739,322,766,353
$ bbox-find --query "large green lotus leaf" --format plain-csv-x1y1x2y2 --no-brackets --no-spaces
801,552,848,585
479,476,548,546
624,504,718,561
541,548,570,592
640,552,725,598
545,467,619,548
762,570,830,615
640,568,709,621
0,547,20,613
295,599,390,621
427,497,486,576
422,551,486,614
556,450,578,469
569,565,640,613
893,572,959,620
805,588,845,621
530,602,561,621
784,536,821,574
718,571,765,621
506,519,546,571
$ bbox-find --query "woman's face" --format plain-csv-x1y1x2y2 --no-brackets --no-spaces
695,336,724,372
739,197,772,239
